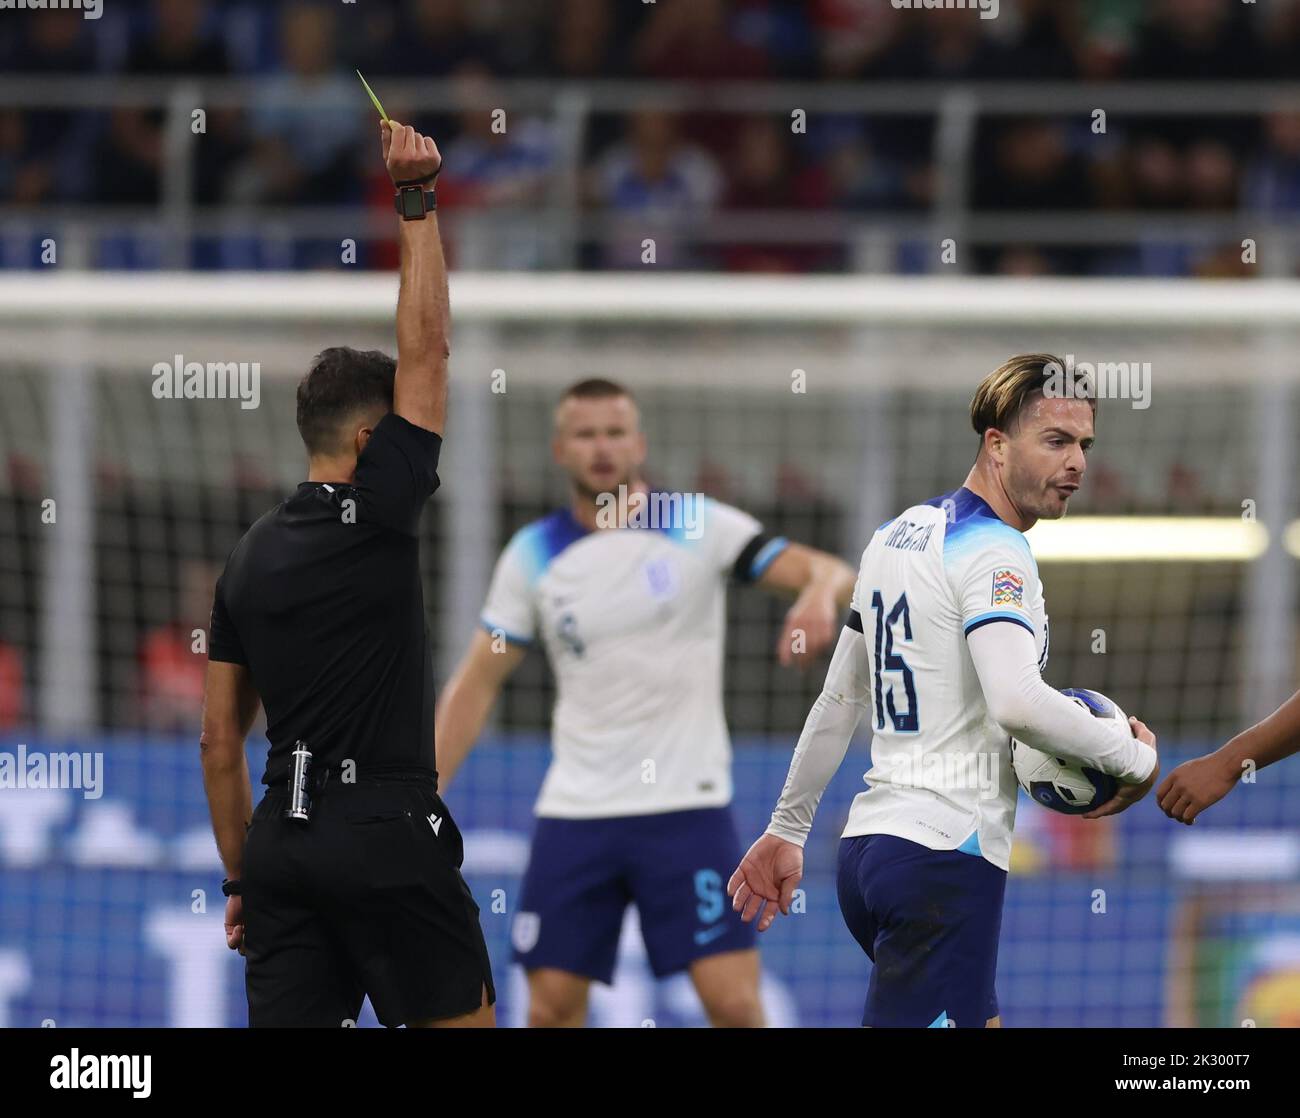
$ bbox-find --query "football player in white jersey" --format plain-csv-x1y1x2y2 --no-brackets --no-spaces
729,354,1160,1028
436,378,856,1027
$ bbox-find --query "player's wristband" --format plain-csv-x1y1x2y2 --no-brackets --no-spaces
221,878,241,897
395,186,437,220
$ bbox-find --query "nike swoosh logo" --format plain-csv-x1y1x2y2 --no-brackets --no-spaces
694,924,728,946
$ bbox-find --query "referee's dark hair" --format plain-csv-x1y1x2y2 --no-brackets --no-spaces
296,347,396,457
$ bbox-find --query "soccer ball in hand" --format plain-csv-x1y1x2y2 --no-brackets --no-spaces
1010,688,1127,815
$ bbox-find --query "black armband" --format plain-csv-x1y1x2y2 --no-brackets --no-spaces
731,532,782,584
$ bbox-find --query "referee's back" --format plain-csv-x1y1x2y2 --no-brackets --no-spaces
206,348,495,1029
211,409,440,787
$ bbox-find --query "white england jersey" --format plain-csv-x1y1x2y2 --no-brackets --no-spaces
480,495,787,819
842,486,1048,871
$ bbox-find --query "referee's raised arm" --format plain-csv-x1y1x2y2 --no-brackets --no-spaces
383,118,448,435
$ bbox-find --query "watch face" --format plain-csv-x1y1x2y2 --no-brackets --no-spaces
400,188,424,218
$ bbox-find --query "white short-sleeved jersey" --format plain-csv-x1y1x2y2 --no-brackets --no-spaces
841,486,1048,871
480,495,787,819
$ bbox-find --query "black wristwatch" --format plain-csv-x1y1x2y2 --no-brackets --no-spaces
394,186,437,220
394,163,441,221
221,878,241,897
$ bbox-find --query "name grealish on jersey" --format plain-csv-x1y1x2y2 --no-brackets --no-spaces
479,495,789,819
844,486,1048,872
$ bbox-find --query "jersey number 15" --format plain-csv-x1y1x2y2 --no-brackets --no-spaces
870,590,919,733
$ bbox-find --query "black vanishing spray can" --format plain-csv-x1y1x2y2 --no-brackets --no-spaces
286,740,313,822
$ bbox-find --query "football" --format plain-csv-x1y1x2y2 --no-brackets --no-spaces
1010,688,1128,814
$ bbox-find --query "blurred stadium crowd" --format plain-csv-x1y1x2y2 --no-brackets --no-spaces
3,0,1300,274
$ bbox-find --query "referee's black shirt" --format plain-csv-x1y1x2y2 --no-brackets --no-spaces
209,412,442,787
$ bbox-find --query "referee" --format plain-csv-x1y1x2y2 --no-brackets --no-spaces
199,119,495,1027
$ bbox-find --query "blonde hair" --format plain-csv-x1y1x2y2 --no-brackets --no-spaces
553,378,639,433
969,353,1096,437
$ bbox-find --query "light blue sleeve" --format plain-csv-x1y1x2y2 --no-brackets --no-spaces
479,530,539,647
946,527,1038,639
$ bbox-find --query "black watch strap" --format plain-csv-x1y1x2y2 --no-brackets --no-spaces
394,164,441,187
221,878,241,897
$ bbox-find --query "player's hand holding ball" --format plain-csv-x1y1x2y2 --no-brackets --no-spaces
728,833,804,932
1081,716,1159,819
382,118,442,185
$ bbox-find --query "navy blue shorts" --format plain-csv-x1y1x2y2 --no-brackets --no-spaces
837,833,1006,1028
512,806,756,983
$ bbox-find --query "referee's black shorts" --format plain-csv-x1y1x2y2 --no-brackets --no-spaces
241,774,495,1027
